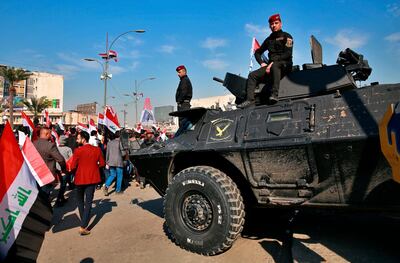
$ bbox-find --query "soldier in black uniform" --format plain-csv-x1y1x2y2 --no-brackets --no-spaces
175,65,193,127
238,14,293,108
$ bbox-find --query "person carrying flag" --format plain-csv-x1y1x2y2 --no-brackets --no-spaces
238,13,293,108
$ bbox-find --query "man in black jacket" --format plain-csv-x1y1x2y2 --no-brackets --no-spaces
175,65,193,127
239,14,293,108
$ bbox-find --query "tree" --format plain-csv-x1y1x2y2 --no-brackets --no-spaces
0,67,31,128
22,96,51,118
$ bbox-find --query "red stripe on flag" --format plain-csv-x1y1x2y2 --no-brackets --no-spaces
21,111,35,131
22,137,54,186
0,122,24,202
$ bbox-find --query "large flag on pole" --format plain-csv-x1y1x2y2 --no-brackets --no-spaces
0,122,54,261
21,112,34,134
140,98,156,125
98,50,118,62
104,106,120,134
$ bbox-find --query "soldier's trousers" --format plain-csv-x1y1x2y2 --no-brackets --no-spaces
246,62,291,101
177,101,191,128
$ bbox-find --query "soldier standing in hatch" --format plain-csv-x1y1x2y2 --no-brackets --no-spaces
238,13,293,108
175,65,193,128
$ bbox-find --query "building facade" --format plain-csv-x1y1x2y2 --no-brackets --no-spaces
190,94,236,111
76,102,97,115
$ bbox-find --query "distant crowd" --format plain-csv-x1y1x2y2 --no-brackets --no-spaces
0,117,173,235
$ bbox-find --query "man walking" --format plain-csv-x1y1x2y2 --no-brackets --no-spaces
33,127,66,199
175,65,193,127
70,131,105,235
103,131,126,195
238,13,293,108
55,135,73,207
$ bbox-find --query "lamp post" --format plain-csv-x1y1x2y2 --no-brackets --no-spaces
84,29,145,109
121,104,128,128
124,77,156,125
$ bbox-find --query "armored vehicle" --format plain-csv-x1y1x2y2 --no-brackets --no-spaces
129,36,400,255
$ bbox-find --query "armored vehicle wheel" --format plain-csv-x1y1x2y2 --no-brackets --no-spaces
164,166,245,255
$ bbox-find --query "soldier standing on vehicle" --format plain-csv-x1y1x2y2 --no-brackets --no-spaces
238,13,293,108
175,65,193,127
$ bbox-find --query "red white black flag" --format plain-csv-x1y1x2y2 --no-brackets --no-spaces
0,122,54,261
104,106,120,134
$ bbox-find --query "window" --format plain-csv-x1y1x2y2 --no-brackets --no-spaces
52,99,60,108
267,111,292,122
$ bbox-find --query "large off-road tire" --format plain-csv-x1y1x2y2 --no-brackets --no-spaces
164,166,245,255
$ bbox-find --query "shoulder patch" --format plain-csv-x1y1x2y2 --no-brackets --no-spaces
286,38,293,47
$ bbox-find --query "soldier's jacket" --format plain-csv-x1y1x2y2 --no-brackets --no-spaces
255,30,293,65
175,75,193,104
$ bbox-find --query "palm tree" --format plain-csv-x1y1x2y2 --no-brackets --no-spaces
22,96,51,118
0,67,31,128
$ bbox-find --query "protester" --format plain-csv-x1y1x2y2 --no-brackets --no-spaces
140,130,156,148
70,131,105,235
33,127,66,200
89,130,100,147
55,135,73,207
103,131,127,195
66,127,78,152
175,65,193,127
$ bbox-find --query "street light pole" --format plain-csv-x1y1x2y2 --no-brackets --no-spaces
104,32,109,110
84,29,145,110
134,79,138,125
104,30,145,109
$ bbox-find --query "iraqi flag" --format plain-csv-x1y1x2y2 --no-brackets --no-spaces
89,118,97,133
98,50,118,62
57,118,65,131
21,112,34,134
42,110,50,128
97,113,104,126
51,127,60,146
140,98,156,124
77,122,89,133
104,106,120,134
249,37,261,72
0,122,54,261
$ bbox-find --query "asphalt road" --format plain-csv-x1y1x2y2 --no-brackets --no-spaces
38,183,400,263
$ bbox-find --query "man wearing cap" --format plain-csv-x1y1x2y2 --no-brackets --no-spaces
239,13,293,108
175,65,193,127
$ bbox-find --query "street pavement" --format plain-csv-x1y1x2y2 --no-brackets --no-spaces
37,183,400,263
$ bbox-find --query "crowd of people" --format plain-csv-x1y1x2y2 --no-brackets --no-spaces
0,117,173,236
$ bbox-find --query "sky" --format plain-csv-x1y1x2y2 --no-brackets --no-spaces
1,0,400,126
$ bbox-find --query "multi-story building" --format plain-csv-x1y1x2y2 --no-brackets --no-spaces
76,102,97,115
1,66,64,124
26,71,64,113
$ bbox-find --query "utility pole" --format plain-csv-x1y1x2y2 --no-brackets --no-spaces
121,109,127,128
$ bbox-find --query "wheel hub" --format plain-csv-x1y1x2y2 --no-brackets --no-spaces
182,193,213,231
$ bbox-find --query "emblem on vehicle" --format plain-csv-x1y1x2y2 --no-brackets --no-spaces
209,118,235,142
379,103,400,183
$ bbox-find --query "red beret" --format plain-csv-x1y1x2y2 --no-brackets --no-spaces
268,14,281,23
176,65,186,72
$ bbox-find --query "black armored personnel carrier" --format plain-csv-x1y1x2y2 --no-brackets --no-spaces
129,36,400,255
